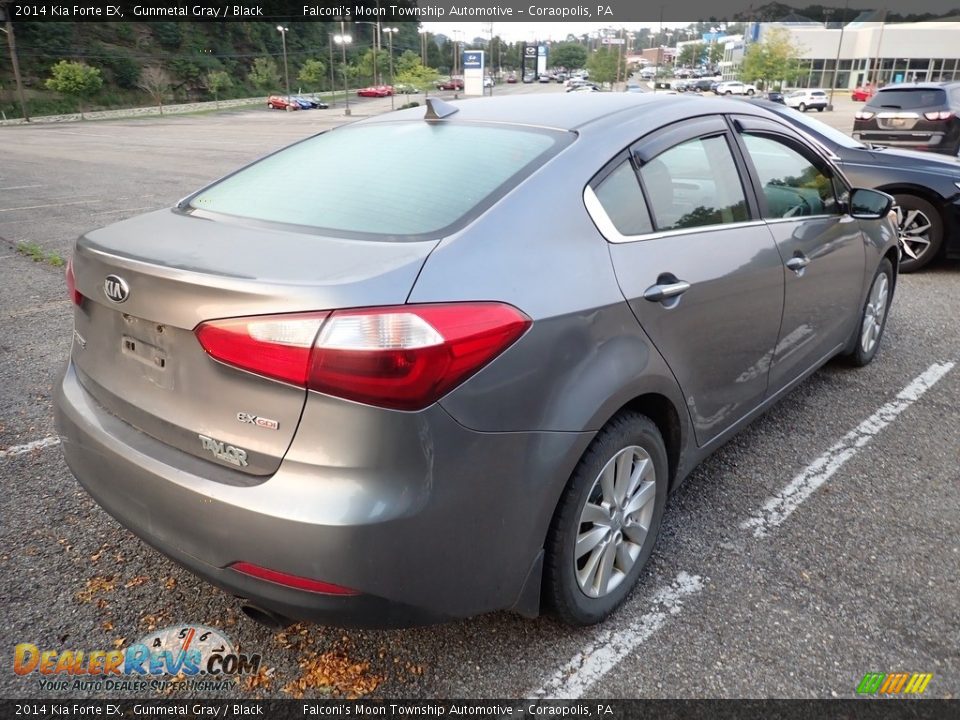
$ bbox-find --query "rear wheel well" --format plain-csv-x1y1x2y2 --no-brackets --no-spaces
620,394,682,487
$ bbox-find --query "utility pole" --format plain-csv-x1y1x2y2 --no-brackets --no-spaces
0,2,30,121
383,26,397,109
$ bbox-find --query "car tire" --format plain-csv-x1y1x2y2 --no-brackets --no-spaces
845,258,894,367
725,90,732,95
747,89,755,96
798,102,807,112
543,411,668,626
893,194,944,273
816,106,824,112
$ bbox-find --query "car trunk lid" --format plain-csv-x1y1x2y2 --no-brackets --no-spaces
70,209,437,476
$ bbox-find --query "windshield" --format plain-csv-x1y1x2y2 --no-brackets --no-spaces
776,108,867,149
189,121,570,239
868,88,947,110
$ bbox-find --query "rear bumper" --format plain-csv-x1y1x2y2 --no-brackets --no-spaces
852,129,954,152
55,362,592,627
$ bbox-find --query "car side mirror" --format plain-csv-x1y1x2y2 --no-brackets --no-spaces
849,188,894,219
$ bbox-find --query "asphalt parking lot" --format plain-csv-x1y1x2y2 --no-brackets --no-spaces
1,82,958,700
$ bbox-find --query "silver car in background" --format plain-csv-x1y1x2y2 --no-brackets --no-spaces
56,95,899,628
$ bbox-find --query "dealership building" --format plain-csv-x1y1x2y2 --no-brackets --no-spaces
720,21,960,89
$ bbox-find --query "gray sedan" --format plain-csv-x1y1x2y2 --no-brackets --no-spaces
56,94,899,628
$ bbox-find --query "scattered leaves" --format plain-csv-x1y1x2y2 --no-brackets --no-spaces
102,621,114,631
111,637,125,649
125,575,150,589
282,651,381,699
76,576,116,603
164,577,177,590
243,666,275,691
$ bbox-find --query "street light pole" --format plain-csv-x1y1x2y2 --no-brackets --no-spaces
0,2,30,121
419,27,428,66
334,22,352,116
383,27,397,110
827,0,849,111
276,26,291,102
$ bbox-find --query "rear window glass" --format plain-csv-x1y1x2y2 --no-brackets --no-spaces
868,88,946,109
189,122,568,239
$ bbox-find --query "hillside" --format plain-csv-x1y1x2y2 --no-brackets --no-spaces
0,21,426,119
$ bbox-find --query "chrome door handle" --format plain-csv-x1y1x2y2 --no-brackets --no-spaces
785,255,810,273
643,280,691,303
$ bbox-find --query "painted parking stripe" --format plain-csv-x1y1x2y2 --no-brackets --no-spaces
528,572,704,700
742,361,955,538
527,361,954,699
0,436,60,460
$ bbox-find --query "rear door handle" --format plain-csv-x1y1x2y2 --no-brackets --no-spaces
643,280,691,303
785,255,810,273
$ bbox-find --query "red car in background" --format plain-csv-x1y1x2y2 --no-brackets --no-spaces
267,95,300,110
851,85,875,102
357,85,394,97
435,77,464,91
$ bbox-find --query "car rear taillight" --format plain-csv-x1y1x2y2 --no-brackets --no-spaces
65,257,83,306
923,110,953,121
195,312,329,386
229,562,359,595
195,303,531,411
855,110,875,120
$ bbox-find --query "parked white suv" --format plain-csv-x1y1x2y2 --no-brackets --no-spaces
784,89,829,112
716,81,757,96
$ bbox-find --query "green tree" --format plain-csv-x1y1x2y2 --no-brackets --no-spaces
395,64,440,97
395,50,423,76
678,43,706,67
709,43,725,65
206,70,232,107
45,61,103,118
740,27,802,89
248,56,280,92
549,42,588,71
357,48,390,85
297,59,326,93
587,48,619,86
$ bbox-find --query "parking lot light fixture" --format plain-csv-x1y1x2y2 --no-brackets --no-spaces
384,27,398,110
334,25,352,116
276,26,291,103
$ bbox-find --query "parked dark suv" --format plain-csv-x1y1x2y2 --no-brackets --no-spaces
853,82,960,155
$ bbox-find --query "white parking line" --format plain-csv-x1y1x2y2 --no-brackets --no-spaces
742,361,955,538
528,360,954,699
528,572,704,700
0,184,43,191
0,436,61,460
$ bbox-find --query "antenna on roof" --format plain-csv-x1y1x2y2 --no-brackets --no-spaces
425,98,459,120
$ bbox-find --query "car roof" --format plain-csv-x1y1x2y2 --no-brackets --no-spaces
359,93,716,132
875,82,958,91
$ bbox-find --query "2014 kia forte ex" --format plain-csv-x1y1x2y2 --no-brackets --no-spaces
55,94,899,629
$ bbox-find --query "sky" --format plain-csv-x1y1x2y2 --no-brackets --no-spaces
421,22,695,44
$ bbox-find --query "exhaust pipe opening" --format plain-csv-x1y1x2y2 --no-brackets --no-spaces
240,603,293,630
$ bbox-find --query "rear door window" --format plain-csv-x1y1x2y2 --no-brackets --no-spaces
637,135,749,231
188,122,570,240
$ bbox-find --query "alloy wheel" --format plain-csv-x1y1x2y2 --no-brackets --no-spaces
895,205,934,263
575,446,656,598
860,272,889,355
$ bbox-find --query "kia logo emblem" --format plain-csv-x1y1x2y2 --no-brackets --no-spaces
103,275,130,303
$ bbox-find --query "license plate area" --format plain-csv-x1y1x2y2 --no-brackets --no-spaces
119,314,173,389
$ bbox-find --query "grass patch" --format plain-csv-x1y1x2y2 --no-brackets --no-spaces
16,241,65,267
